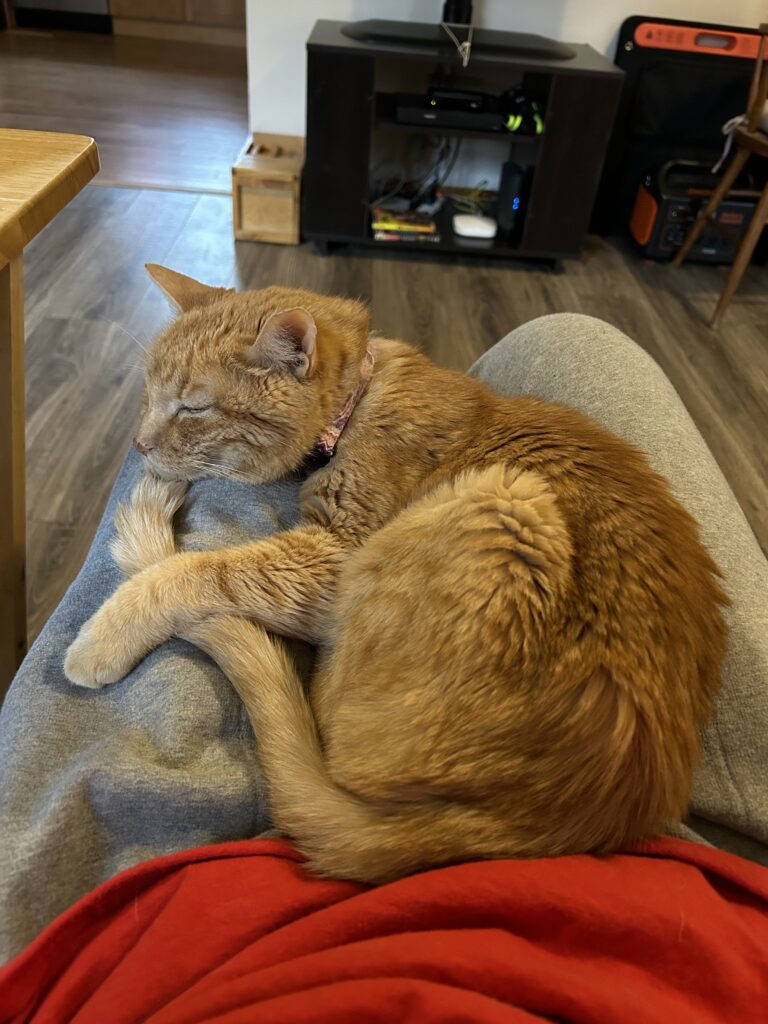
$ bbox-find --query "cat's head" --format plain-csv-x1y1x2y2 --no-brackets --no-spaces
134,265,370,483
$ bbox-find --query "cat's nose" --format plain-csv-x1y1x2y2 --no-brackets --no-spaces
134,437,154,456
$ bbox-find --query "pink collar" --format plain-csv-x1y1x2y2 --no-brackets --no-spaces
313,344,375,458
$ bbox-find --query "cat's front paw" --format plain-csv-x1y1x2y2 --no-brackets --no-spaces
64,611,146,688
111,474,187,575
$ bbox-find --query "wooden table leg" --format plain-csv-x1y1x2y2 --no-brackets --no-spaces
0,256,26,698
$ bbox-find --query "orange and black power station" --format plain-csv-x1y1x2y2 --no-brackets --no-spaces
630,161,758,263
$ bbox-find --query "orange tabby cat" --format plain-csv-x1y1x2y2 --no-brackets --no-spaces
65,265,728,883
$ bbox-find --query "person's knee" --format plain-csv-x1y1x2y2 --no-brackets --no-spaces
474,313,640,371
468,312,662,404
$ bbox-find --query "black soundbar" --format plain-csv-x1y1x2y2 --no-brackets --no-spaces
342,20,576,61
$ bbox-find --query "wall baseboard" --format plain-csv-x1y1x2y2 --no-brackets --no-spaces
112,17,245,47
12,7,112,32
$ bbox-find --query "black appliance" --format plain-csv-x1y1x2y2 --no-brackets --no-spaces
496,160,527,237
629,161,758,262
395,92,504,132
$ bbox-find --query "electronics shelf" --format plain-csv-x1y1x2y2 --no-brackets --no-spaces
303,19,624,264
308,201,568,264
368,200,529,259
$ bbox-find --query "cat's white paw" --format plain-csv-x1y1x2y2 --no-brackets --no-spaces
111,474,187,575
64,616,142,688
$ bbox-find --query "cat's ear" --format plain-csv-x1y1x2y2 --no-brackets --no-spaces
247,308,317,378
145,264,233,312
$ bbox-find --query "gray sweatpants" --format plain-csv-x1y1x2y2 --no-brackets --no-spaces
1,314,766,963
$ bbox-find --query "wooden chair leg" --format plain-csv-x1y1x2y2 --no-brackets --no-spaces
672,148,750,267
710,181,768,327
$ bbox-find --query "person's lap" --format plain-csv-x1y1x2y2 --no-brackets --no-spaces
0,455,305,961
1,313,766,964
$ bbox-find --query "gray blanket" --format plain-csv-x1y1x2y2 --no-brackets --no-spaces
2,313,767,963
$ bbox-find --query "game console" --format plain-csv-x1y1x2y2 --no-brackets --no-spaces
395,92,504,132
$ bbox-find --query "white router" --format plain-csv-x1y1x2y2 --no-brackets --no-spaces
452,213,498,239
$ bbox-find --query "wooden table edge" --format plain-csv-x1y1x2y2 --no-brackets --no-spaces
1,131,100,697
0,134,100,268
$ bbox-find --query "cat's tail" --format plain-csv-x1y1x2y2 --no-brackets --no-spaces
111,473,187,574
186,614,512,884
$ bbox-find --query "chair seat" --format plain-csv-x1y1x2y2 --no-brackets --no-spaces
735,126,768,157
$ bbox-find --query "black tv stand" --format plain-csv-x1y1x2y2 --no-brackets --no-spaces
302,20,624,263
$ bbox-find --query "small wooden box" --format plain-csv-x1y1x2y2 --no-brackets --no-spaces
232,133,304,245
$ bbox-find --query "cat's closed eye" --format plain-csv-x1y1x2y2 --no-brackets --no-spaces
178,404,213,415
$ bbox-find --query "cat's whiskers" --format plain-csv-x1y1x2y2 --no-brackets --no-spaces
90,316,151,357
191,459,244,483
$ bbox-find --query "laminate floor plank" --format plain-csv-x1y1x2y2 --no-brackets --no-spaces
0,29,248,193
25,188,203,344
25,317,144,637
234,243,375,305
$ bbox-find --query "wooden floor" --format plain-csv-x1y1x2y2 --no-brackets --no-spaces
0,30,247,193
22,184,768,639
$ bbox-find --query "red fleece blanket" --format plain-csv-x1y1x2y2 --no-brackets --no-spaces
2,837,767,1023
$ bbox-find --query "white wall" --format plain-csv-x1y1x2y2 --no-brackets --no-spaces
247,0,765,136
